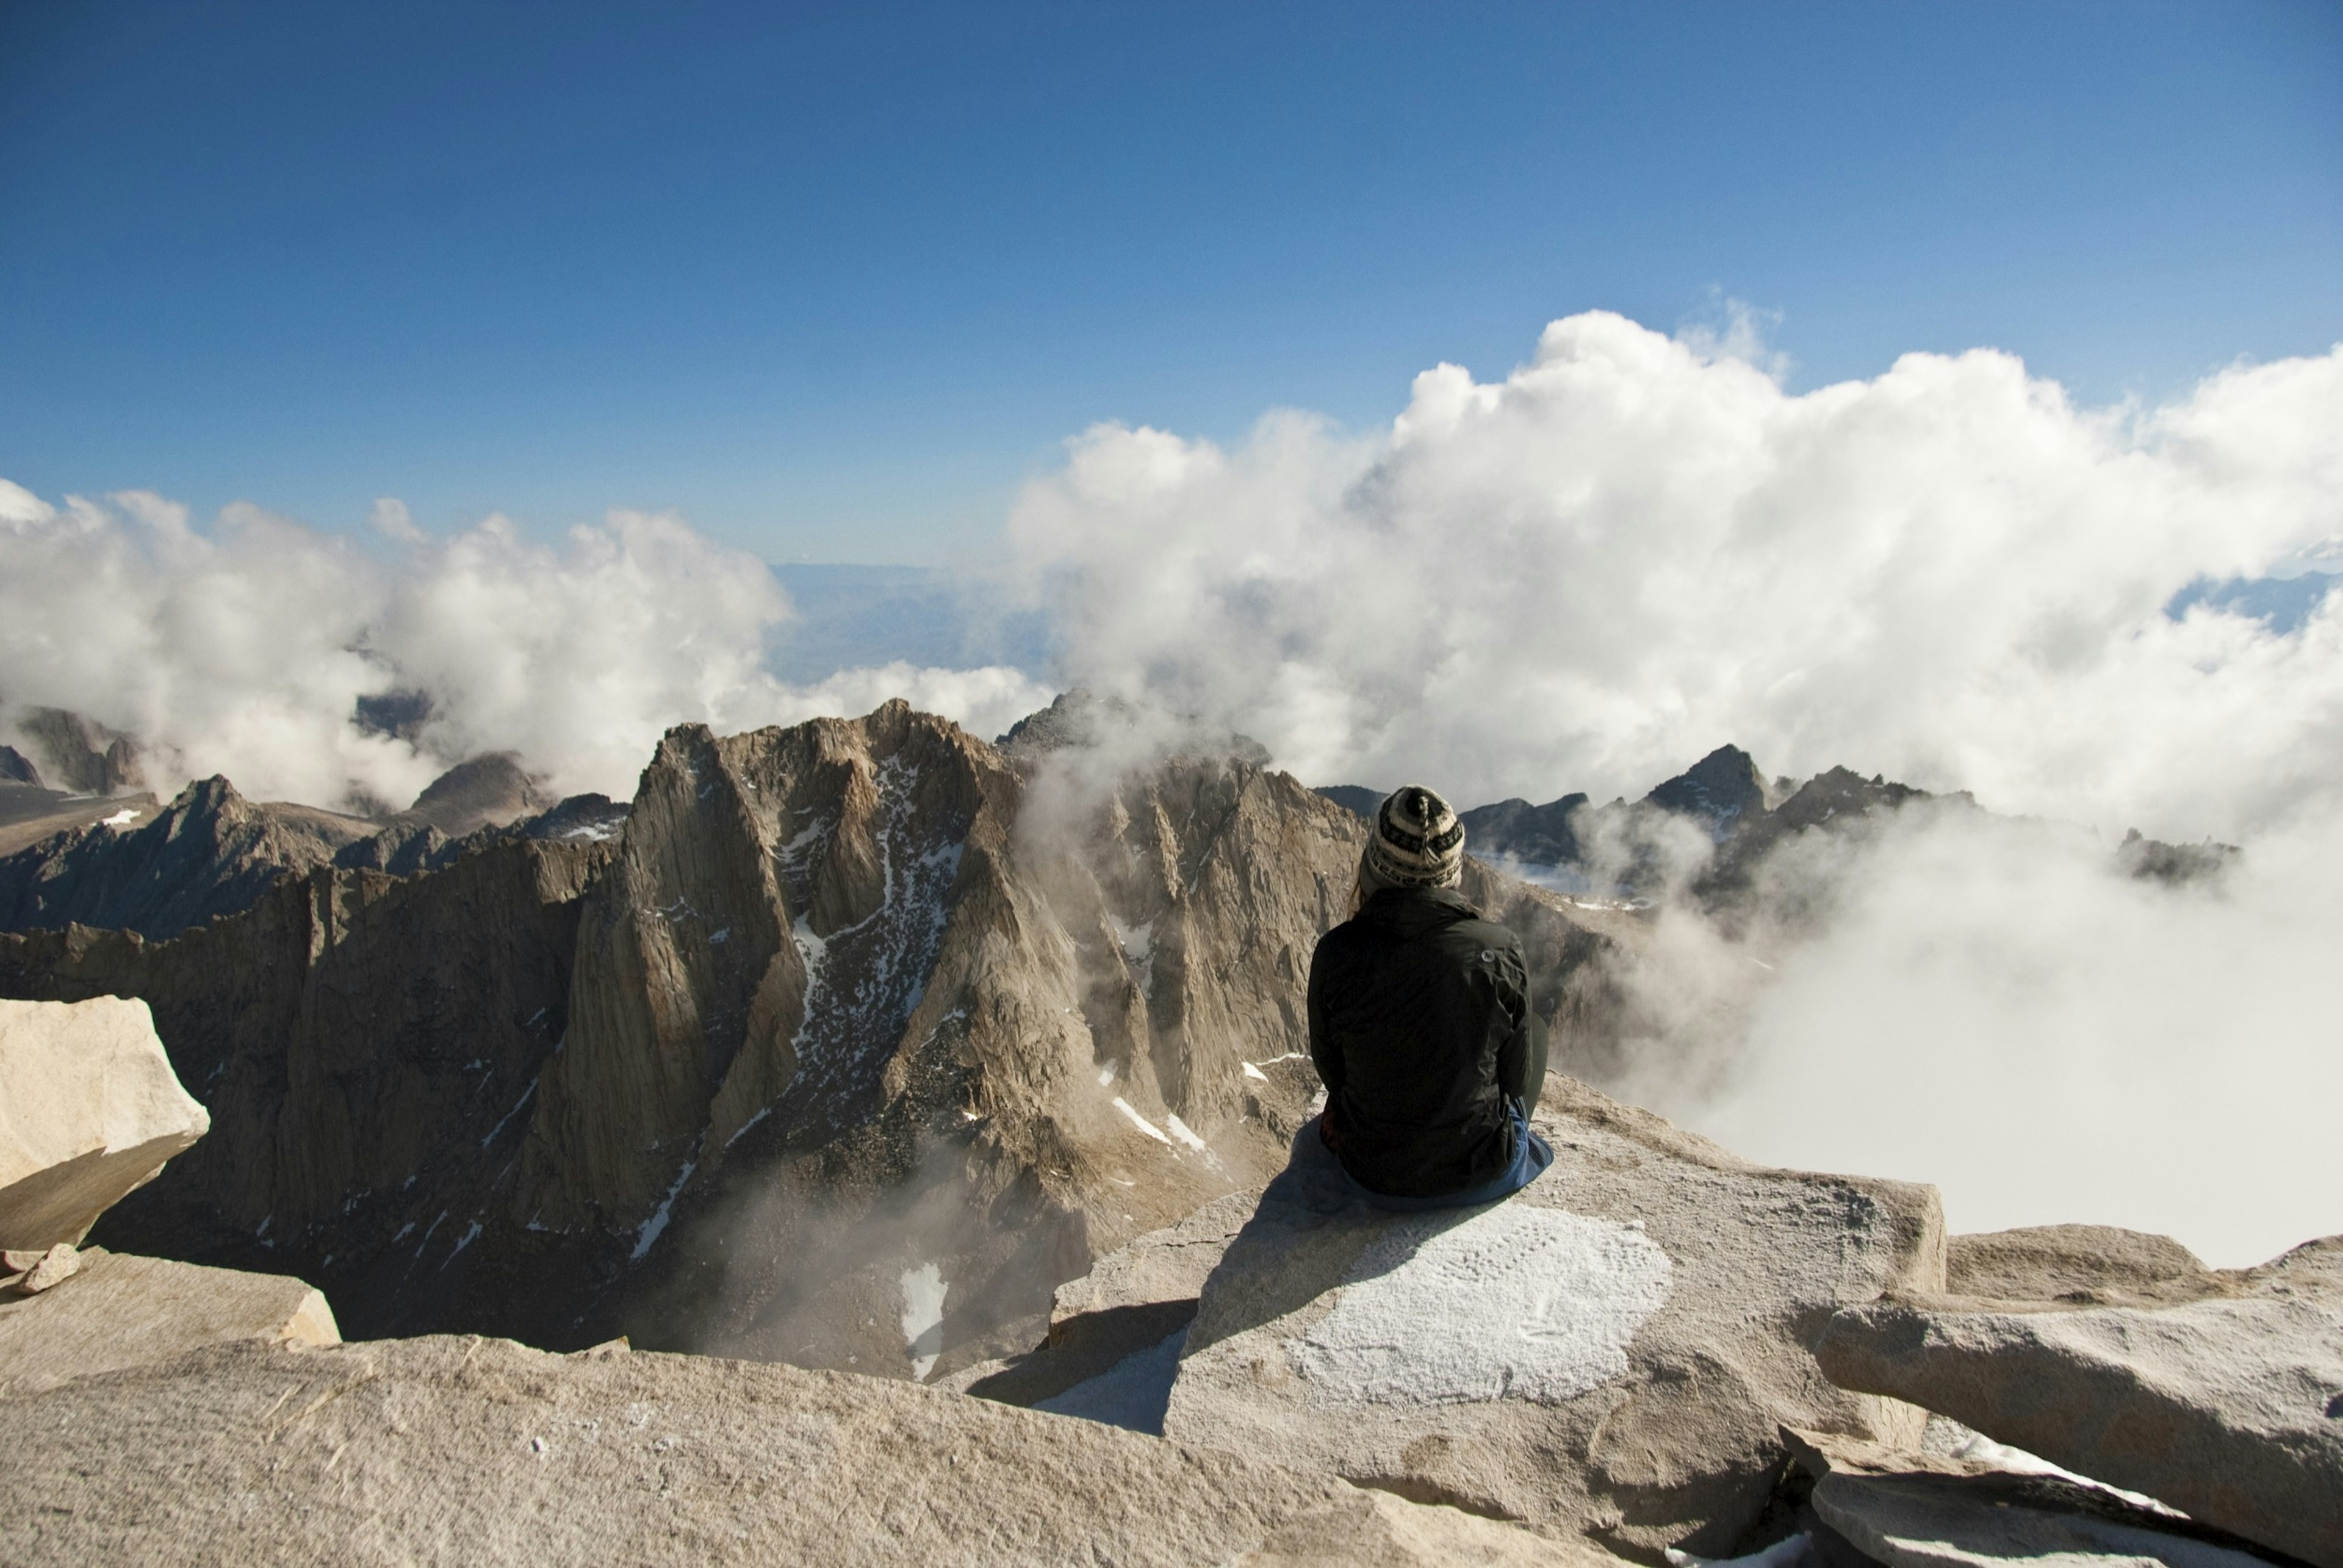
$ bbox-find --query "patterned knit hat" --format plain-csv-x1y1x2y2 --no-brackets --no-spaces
1361,785,1465,891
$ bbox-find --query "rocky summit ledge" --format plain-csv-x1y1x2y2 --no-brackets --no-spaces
0,1329,1622,1568
1159,1079,1946,1560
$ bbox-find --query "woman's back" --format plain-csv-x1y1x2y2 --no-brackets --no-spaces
1308,881,1532,1197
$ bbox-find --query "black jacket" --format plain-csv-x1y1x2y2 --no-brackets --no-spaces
1306,884,1537,1197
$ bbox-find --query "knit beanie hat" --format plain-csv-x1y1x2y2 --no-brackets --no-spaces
1361,785,1465,891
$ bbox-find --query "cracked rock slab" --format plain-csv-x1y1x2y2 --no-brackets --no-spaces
1812,1471,2273,1568
1815,1234,2343,1568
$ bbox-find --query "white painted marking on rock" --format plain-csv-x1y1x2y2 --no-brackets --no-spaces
1111,1097,1173,1145
1294,1204,1672,1406
900,1262,948,1382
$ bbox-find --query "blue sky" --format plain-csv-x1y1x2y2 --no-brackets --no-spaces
3,0,2337,563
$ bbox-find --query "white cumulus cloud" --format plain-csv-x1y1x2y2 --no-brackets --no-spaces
0,491,1052,808
1014,311,2343,842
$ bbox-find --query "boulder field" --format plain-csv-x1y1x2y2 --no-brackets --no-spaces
1053,1076,1949,1558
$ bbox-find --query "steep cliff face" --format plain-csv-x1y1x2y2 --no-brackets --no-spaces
539,705,1394,1375
0,836,605,1338
0,703,1627,1379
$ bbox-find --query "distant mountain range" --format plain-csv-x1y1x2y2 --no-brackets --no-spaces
1318,744,2234,901
0,753,622,940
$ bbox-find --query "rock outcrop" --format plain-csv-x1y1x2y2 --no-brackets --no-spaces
1156,1077,1945,1558
1810,1471,2269,1568
0,703,1626,1378
396,751,555,838
1816,1235,2343,1567
1640,745,1779,840
0,996,209,1250
0,1246,337,1398
959,1188,1264,1422
0,1331,1622,1567
1459,793,1595,871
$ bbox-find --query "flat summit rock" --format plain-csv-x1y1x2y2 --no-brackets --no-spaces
0,1332,1625,1567
1161,1077,1945,1558
1816,1234,2343,1568
0,1247,337,1398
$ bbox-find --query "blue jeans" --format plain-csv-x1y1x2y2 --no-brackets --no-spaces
1338,1098,1555,1213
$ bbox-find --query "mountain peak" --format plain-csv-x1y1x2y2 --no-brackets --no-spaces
1643,744,1773,838
400,753,554,838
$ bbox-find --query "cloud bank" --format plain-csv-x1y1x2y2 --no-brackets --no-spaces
0,482,1050,809
1013,312,2343,842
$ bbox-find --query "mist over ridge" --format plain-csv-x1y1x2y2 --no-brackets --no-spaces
5,308,2341,1267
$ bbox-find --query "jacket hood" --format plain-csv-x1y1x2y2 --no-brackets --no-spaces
1356,883,1482,940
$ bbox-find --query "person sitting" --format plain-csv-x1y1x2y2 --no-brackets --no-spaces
1307,784,1552,1211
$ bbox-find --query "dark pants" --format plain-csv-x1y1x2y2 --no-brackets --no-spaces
1344,1098,1553,1212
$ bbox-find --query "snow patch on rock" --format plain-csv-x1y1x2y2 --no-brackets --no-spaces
1112,1098,1173,1146
900,1262,948,1381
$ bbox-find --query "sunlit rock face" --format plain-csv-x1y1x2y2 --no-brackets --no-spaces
0,701,1627,1379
